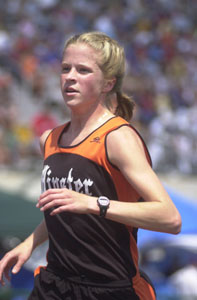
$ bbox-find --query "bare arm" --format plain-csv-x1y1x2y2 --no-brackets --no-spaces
0,220,48,285
0,130,52,285
39,129,52,156
104,126,182,233
21,219,48,254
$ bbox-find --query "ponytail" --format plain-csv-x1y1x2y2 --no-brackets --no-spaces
115,91,135,122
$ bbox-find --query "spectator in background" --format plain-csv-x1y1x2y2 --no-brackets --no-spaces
0,71,19,166
168,261,197,299
31,102,58,138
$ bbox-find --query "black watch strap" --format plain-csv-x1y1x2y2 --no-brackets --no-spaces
100,206,107,218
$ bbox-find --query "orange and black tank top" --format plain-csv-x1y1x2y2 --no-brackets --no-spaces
41,116,152,284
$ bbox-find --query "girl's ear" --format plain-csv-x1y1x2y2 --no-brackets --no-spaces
103,78,116,93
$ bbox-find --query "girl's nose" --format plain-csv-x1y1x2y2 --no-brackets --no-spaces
66,68,77,81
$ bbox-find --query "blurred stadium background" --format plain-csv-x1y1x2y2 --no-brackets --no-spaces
0,0,197,299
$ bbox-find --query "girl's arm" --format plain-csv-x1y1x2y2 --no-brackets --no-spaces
105,125,182,233
0,220,48,285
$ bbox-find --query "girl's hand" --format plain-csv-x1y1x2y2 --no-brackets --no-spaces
37,188,97,216
0,242,32,286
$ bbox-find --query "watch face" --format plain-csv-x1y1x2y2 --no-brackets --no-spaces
98,196,109,206
100,199,109,205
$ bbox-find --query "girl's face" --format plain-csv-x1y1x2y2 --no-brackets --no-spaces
60,43,108,112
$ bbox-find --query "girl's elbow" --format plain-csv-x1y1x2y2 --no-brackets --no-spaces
170,212,182,234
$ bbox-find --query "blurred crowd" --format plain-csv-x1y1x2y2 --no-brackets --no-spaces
0,0,197,174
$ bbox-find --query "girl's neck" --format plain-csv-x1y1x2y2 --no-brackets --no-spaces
60,107,115,147
69,106,114,133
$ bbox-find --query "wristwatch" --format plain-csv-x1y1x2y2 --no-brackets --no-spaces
97,196,110,217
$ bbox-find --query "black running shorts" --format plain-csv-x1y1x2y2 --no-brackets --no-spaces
28,267,141,300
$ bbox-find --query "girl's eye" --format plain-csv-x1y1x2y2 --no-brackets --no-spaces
79,68,90,73
62,66,70,73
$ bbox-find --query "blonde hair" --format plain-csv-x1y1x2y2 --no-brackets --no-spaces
64,32,135,121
